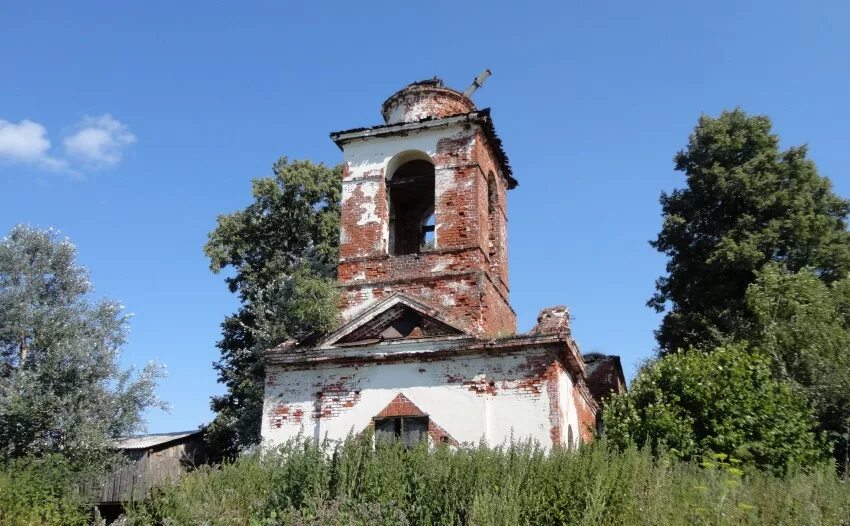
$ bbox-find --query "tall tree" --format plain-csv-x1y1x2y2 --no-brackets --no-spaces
747,264,850,473
0,225,164,473
205,157,341,454
649,109,850,353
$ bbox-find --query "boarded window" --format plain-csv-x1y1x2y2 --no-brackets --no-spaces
374,416,428,447
388,160,435,255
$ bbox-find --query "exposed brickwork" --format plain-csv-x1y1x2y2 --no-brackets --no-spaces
337,96,515,335
426,421,458,446
472,129,510,288
545,360,564,446
381,79,476,124
583,353,626,404
269,404,305,429
261,78,620,452
530,306,571,336
572,380,599,443
312,386,362,420
265,338,602,450
374,393,461,446
376,393,425,418
339,262,513,336
339,175,388,260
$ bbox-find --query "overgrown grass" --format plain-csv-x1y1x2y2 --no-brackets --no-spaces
0,455,91,526
125,436,850,526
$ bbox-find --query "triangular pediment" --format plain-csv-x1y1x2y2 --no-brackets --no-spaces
322,294,468,348
370,393,459,446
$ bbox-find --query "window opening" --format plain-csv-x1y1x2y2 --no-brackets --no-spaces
374,416,429,447
388,159,435,255
422,212,435,251
487,173,497,216
487,172,498,259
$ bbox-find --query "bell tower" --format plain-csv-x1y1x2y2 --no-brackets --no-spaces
330,79,517,336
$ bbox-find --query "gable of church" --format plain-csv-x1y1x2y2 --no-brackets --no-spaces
322,293,467,348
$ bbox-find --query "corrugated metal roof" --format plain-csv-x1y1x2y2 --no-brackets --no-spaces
114,430,202,450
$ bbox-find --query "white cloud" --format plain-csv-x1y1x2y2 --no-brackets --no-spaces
0,119,67,170
64,114,136,167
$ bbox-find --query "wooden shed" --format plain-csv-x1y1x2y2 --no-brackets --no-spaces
95,430,209,522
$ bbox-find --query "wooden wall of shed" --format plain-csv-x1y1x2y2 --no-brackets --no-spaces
97,436,208,504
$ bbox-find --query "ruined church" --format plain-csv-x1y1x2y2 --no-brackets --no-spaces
262,78,624,449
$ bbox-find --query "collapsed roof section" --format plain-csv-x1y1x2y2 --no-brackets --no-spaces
583,353,627,401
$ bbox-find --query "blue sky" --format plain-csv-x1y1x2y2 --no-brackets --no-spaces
2,1,849,433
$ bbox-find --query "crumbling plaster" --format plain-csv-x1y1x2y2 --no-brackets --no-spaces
262,344,581,450
340,125,475,260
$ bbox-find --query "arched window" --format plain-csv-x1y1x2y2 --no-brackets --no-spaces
388,156,435,256
567,425,574,449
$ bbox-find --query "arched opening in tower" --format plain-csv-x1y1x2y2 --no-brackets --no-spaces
388,159,435,256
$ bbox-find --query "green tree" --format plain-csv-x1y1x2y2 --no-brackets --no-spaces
649,109,850,353
604,344,826,474
204,157,341,454
747,264,850,473
0,225,164,473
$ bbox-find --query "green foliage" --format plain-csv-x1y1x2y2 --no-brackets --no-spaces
0,225,164,473
603,344,827,474
747,264,850,473
204,158,342,454
0,455,91,526
649,109,850,353
124,437,850,526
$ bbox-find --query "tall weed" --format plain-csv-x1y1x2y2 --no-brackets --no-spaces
0,455,90,526
125,436,850,526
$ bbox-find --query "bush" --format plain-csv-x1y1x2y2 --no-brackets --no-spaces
0,455,90,526
603,344,828,473
125,436,850,526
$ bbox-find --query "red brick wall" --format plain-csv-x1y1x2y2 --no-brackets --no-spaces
339,267,514,335
337,123,515,335
572,381,599,443
339,163,388,261
473,130,510,289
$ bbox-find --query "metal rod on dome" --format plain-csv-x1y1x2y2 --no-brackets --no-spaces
463,69,491,98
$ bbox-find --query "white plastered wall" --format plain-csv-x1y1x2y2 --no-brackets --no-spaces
557,365,581,448
262,346,560,449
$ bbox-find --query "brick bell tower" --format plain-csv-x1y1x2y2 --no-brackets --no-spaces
330,79,518,336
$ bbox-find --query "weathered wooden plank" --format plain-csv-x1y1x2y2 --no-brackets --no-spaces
93,432,211,505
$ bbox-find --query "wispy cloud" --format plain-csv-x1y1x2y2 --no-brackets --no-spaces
0,114,135,177
64,114,136,168
0,119,67,171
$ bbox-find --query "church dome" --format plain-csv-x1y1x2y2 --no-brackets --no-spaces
381,79,476,124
